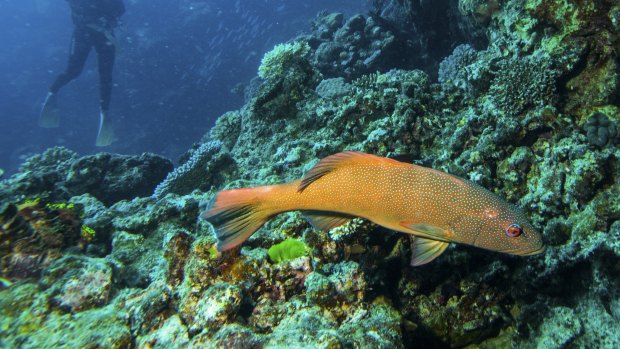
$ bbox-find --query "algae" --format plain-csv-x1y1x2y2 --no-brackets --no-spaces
268,239,309,263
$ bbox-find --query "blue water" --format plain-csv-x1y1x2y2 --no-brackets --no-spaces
0,0,367,174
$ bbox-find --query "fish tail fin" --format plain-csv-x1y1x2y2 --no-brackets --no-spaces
201,185,284,251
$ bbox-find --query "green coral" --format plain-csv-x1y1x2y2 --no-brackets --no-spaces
524,0,596,44
267,239,309,263
80,225,96,241
18,197,41,208
258,41,310,79
46,202,76,210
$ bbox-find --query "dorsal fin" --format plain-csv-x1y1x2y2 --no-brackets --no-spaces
298,151,404,192
388,154,415,163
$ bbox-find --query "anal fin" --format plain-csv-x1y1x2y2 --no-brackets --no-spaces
410,237,449,266
303,211,354,231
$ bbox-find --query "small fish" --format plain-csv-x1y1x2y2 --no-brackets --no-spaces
202,152,544,266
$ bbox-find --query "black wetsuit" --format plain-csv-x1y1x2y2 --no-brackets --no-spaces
50,0,125,113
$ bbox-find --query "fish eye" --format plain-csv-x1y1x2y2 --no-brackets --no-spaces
505,224,523,237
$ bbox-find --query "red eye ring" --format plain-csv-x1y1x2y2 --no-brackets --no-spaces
506,224,523,237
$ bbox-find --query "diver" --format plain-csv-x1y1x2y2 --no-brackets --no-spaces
40,0,125,147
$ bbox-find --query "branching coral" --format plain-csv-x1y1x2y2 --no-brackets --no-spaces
152,140,224,198
489,53,559,115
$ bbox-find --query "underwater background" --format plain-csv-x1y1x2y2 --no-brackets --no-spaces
0,0,363,173
1,0,619,348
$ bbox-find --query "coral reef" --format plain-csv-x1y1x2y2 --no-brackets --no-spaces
1,0,619,348
380,0,489,73
310,13,405,80
0,147,172,206
0,198,84,280
0,147,78,201
43,255,113,313
0,277,132,349
64,152,173,206
136,315,190,349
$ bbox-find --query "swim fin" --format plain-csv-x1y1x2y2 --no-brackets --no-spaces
95,109,115,147
39,92,60,128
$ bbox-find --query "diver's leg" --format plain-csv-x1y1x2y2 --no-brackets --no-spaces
50,28,92,94
92,30,117,146
40,28,92,127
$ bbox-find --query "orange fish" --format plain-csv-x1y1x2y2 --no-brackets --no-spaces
202,152,544,265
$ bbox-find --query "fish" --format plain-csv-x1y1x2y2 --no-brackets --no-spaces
202,152,544,266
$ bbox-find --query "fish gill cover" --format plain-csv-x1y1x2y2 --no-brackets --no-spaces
0,0,619,348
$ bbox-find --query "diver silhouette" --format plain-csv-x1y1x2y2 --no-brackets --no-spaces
40,0,125,147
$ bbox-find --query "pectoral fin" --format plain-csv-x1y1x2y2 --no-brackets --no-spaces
410,237,449,266
400,221,453,240
303,211,354,231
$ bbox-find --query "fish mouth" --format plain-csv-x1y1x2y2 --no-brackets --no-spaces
501,244,545,256
521,244,546,256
